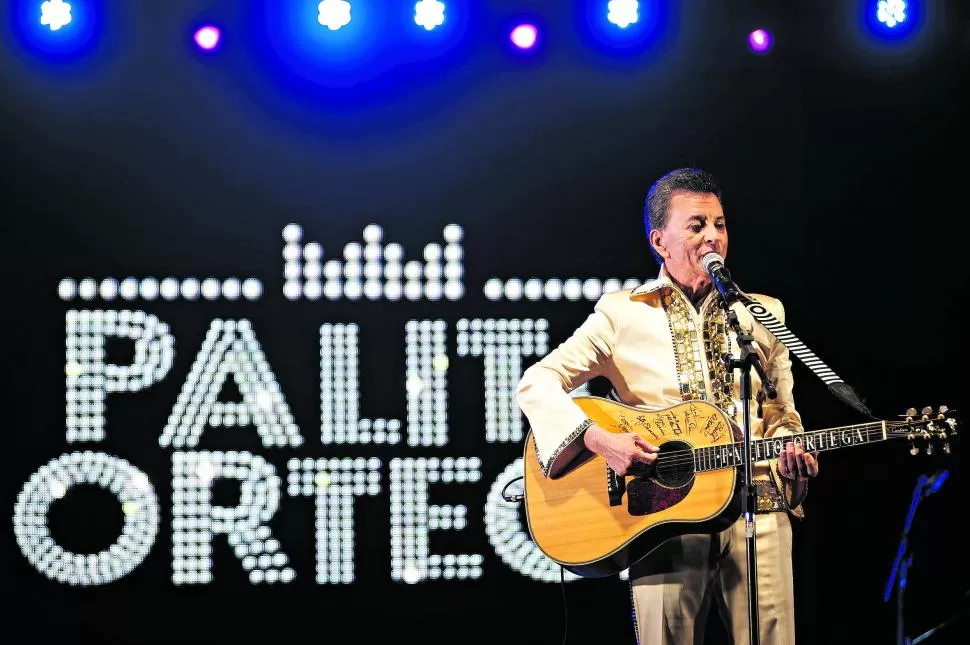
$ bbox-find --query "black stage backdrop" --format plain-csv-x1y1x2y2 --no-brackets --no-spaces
2,1,968,643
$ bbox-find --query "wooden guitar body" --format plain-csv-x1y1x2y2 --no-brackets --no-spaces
523,397,743,578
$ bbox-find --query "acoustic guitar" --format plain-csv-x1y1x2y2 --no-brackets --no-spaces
522,396,958,578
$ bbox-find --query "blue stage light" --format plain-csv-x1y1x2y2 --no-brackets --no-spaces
318,0,351,31
11,0,103,60
863,0,921,42
414,0,445,31
40,0,72,31
877,0,907,28
606,0,638,29
578,0,668,56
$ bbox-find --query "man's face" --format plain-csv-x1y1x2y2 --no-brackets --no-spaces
650,191,728,288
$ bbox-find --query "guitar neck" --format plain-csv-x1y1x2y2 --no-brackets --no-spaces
692,421,890,473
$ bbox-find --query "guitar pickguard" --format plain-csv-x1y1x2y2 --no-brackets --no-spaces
626,477,693,516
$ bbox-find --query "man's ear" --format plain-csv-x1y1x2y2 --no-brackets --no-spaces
649,229,666,259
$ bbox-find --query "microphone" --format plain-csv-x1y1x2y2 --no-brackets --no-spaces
701,252,741,305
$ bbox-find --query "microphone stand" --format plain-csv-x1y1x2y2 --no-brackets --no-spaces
884,474,924,645
883,472,948,645
721,301,777,645
703,254,871,643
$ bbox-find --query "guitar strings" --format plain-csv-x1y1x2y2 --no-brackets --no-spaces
633,421,942,471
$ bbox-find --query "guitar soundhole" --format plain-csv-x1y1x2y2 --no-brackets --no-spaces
654,440,695,487
626,440,694,517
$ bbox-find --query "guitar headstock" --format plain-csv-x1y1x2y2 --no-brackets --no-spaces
898,406,960,456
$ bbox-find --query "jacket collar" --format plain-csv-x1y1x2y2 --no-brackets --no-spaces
630,265,672,298
632,266,757,332
629,266,723,315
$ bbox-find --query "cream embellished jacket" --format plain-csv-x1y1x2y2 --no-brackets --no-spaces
515,271,807,517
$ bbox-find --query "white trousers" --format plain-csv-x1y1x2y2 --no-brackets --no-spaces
629,512,795,645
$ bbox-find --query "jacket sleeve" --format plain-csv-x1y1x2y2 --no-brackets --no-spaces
757,297,808,519
516,295,617,478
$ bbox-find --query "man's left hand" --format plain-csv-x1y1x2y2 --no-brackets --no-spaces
778,439,819,480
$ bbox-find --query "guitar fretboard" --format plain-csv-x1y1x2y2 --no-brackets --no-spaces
691,421,888,473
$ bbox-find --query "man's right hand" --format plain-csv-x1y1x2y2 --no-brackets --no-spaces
583,424,659,476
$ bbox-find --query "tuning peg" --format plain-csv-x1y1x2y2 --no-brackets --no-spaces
921,406,933,419
937,405,949,417
905,407,917,418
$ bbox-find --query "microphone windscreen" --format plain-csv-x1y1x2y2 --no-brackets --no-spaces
701,252,724,271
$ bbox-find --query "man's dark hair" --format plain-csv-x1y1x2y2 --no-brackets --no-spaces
644,167,722,266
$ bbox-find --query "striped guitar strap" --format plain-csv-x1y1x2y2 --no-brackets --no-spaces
739,294,875,419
